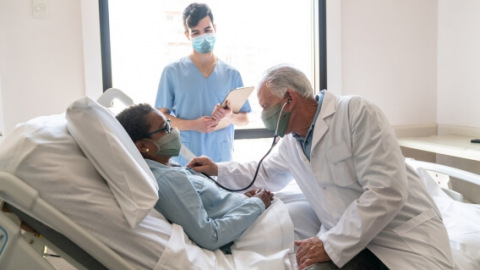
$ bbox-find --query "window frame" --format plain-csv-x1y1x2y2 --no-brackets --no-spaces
98,0,327,140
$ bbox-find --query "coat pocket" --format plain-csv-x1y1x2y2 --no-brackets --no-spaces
392,208,437,234
326,143,356,186
390,208,453,268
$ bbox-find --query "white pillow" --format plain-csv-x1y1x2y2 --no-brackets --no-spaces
0,113,173,268
66,97,158,228
0,113,78,181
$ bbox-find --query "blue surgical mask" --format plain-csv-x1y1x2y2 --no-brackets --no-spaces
191,33,216,53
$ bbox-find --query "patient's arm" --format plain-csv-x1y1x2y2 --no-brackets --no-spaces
152,166,266,251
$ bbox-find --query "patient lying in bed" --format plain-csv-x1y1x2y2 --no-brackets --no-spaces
0,96,297,269
116,103,275,253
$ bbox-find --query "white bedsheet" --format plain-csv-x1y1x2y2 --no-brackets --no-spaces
407,160,480,270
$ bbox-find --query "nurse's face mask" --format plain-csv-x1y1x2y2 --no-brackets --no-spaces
191,33,216,53
261,100,291,137
146,119,182,157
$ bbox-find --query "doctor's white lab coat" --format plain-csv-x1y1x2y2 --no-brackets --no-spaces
217,90,454,269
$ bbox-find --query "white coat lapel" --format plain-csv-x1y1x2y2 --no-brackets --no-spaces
311,91,336,151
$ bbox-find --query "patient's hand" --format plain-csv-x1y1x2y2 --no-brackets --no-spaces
244,190,257,197
186,156,218,176
250,189,274,209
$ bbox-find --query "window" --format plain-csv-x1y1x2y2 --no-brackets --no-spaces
101,0,326,160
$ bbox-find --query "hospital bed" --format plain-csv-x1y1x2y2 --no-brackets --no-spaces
0,89,479,269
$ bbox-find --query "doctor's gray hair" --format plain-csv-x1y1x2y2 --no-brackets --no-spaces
257,64,314,99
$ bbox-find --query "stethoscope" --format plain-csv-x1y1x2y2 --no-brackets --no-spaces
200,100,289,192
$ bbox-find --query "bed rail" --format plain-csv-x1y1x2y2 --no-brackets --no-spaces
0,171,135,270
411,160,480,187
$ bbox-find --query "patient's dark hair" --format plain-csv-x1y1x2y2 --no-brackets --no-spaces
116,103,153,143
183,3,214,32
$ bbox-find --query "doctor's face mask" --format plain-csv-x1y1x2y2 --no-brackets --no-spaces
191,33,216,53
261,101,291,137
148,128,181,157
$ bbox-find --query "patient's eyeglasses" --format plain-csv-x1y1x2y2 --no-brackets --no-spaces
146,119,171,137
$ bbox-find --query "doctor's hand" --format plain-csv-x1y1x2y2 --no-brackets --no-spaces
193,116,219,133
295,237,331,270
211,101,233,121
186,156,218,176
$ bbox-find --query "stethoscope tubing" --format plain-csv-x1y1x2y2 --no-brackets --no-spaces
204,101,287,192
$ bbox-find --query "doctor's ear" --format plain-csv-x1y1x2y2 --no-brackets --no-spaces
284,90,296,106
282,98,294,112
284,89,295,101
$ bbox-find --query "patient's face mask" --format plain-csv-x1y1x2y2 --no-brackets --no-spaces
261,102,291,137
149,128,181,157
191,33,216,53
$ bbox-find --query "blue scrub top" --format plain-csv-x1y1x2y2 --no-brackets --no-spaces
156,57,251,165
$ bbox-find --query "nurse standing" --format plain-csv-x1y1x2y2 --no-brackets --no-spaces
155,2,250,166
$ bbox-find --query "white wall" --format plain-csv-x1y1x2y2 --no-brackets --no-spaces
328,0,438,127
327,0,480,133
437,0,480,129
0,0,87,137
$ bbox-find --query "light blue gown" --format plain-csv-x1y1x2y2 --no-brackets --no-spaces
155,57,251,166
146,159,264,253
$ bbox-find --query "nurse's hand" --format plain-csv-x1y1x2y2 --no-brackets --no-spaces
211,101,233,121
194,116,218,133
295,237,331,270
186,156,218,176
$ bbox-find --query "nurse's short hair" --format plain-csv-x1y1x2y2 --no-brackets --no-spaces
258,64,314,99
183,3,214,32
116,103,153,143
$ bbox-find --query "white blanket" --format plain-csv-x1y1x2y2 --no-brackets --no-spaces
157,199,295,269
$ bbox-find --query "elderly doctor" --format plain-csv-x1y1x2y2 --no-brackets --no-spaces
188,64,454,269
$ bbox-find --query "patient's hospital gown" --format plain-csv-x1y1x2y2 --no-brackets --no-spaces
145,159,264,252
